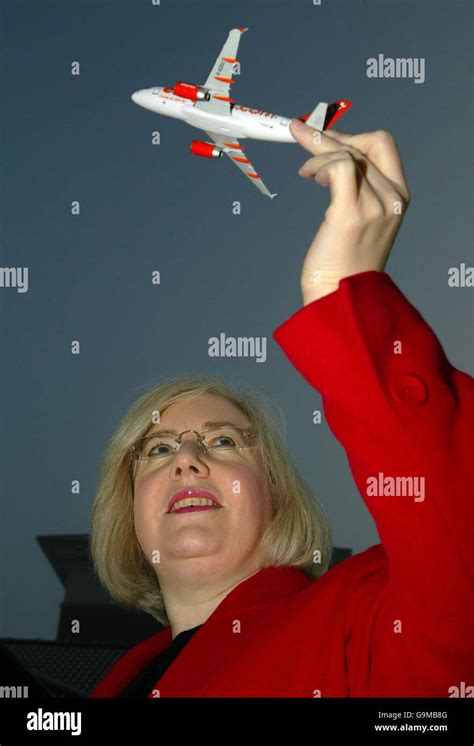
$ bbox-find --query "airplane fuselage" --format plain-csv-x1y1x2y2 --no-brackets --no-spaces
131,86,296,142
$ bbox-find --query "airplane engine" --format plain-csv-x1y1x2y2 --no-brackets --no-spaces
190,141,223,159
174,81,211,102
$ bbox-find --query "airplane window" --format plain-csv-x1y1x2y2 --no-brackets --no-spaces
151,88,160,94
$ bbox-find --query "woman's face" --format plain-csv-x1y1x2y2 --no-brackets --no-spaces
133,393,274,582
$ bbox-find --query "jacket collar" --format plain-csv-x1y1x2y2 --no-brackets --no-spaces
218,564,312,614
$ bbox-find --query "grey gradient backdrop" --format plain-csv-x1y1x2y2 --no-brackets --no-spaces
1,0,472,640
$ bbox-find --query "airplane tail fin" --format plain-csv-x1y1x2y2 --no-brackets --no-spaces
301,102,327,130
298,100,352,131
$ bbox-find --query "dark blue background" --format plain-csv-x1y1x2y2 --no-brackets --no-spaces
1,0,472,638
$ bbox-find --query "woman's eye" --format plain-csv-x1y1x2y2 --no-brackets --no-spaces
148,442,172,456
211,436,236,448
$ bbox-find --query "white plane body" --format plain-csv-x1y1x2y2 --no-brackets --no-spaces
131,28,351,198
134,87,296,142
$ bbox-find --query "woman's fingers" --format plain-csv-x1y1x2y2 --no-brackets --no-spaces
324,128,410,202
299,151,364,206
298,148,400,214
298,150,383,211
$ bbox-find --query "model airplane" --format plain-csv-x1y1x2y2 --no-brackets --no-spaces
131,28,352,198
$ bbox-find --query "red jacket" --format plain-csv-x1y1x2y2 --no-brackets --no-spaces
90,271,474,698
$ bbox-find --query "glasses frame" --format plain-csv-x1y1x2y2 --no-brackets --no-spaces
129,425,257,463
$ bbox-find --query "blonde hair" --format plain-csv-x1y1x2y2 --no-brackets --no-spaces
90,375,332,627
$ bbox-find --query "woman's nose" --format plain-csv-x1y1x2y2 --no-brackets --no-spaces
171,440,210,475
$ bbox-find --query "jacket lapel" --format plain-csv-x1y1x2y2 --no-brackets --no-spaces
150,566,312,696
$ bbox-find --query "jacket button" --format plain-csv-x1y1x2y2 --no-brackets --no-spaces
391,373,429,407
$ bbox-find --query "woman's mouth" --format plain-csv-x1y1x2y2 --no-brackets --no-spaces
168,497,222,514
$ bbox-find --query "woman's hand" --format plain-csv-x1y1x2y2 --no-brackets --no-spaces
289,120,411,304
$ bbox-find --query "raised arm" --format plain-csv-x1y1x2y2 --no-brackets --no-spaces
272,121,474,695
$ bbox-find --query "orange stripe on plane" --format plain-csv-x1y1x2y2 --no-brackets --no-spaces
214,76,234,84
213,95,234,102
222,57,237,63
248,173,261,179
232,157,250,163
224,142,243,149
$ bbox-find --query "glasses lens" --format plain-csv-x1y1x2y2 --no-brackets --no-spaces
202,426,254,451
138,433,177,459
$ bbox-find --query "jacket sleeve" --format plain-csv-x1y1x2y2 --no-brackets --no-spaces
273,270,474,696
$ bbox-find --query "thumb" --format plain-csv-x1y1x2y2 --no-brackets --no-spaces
289,119,335,155
289,117,318,139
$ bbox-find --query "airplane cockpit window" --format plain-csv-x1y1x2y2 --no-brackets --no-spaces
151,87,161,94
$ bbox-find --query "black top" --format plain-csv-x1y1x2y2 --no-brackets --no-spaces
120,625,202,697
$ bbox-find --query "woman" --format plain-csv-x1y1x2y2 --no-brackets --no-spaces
89,121,473,697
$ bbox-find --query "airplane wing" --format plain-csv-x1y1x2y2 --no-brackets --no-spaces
195,28,248,117
204,131,277,199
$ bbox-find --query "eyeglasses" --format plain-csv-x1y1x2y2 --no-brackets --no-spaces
130,425,257,462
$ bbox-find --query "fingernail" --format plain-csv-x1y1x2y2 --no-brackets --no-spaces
291,119,306,133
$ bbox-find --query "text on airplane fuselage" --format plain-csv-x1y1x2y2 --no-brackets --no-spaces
160,92,278,118
233,105,277,118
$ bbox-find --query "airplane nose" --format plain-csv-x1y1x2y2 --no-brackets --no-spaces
131,90,140,103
